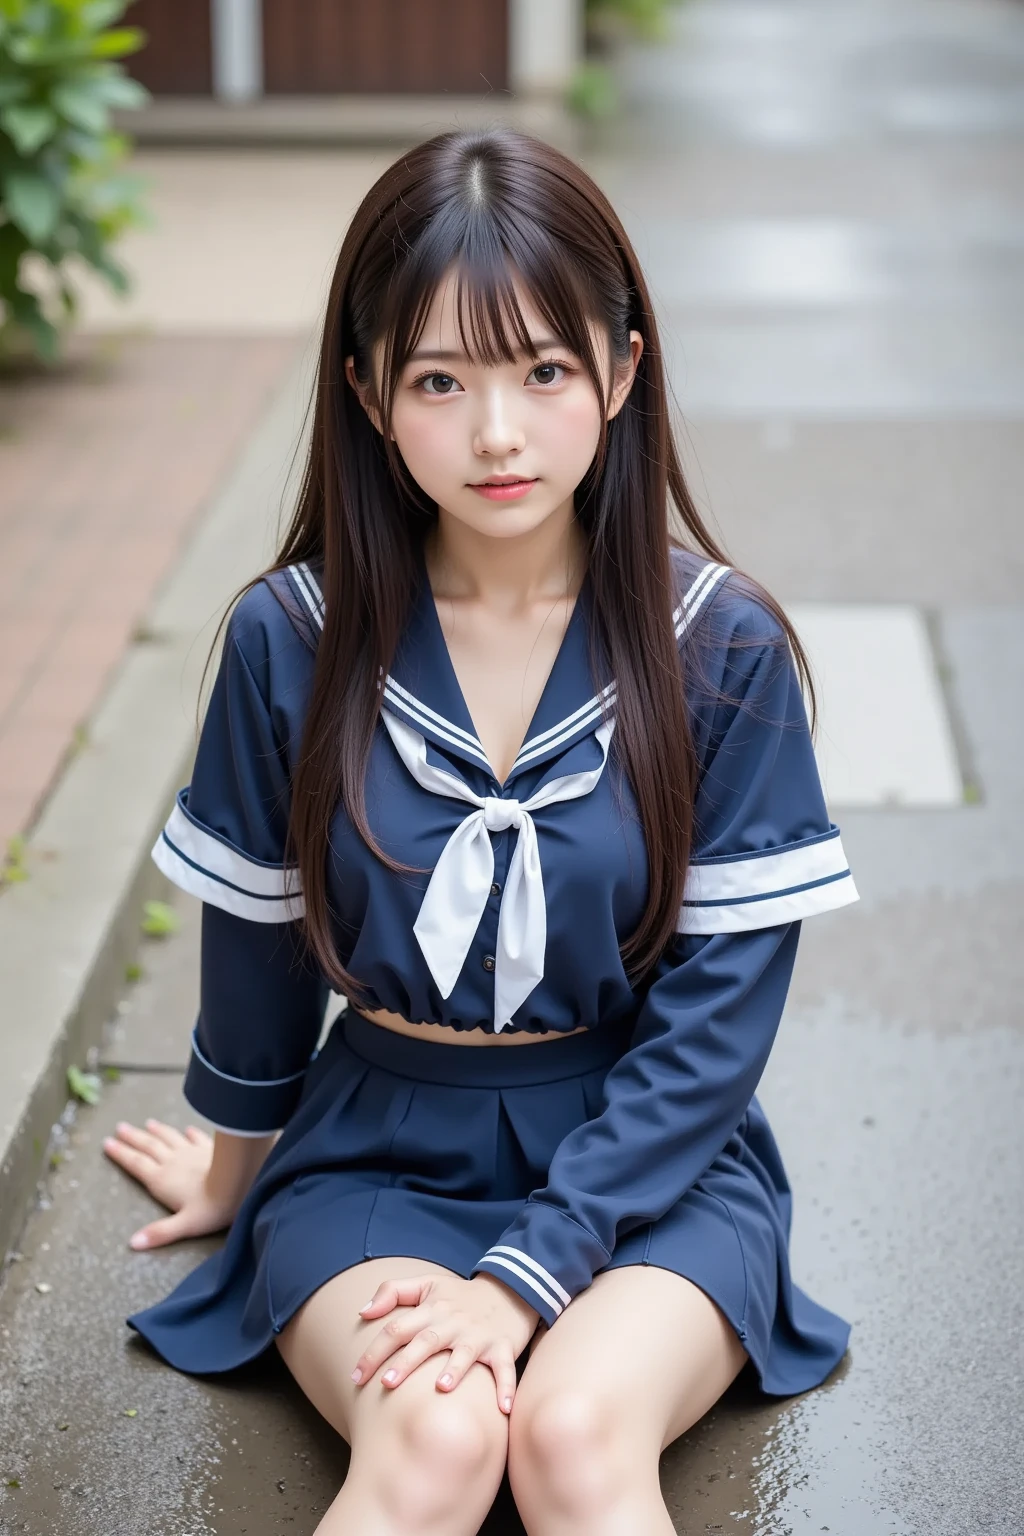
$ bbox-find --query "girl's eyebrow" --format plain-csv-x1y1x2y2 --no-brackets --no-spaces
407,335,565,363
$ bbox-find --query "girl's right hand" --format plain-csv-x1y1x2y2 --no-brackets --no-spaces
103,1118,235,1250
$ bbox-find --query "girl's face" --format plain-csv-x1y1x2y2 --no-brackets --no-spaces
349,274,642,543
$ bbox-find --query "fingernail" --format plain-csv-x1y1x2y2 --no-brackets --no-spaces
359,1299,375,1311
382,1370,397,1385
103,1137,115,1149
438,1373,452,1388
350,1367,362,1383
503,1397,513,1413
129,1232,148,1250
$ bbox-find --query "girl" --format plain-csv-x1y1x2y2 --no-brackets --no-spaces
104,129,857,1535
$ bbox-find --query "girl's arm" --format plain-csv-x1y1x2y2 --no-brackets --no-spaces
472,583,859,1325
105,584,329,1242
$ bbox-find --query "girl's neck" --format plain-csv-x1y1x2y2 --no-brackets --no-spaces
424,499,586,608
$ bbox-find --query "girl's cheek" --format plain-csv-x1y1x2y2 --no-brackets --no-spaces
393,411,461,484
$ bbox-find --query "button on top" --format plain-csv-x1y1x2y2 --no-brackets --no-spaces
490,882,501,897
482,954,496,973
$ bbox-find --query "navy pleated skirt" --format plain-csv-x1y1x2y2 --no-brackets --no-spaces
128,1012,849,1396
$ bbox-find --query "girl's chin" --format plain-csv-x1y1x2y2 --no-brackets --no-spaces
438,495,569,537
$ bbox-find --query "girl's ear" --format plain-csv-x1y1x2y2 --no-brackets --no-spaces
606,330,644,422
344,354,385,435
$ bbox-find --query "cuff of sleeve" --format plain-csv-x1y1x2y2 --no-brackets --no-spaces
471,1203,611,1327
183,1029,310,1134
152,789,304,924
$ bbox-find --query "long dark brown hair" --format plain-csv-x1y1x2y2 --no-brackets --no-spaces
232,129,813,997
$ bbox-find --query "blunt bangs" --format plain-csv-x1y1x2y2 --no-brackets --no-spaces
373,202,615,425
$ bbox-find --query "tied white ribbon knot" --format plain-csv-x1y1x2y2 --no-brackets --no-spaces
381,710,615,1031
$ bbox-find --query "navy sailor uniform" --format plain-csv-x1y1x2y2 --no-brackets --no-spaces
129,548,857,1395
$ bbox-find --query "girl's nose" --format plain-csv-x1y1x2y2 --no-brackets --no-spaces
472,386,526,458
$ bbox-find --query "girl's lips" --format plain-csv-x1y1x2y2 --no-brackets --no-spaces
469,478,538,502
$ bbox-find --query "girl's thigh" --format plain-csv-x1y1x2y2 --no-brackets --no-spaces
276,1255,510,1452
517,1264,748,1453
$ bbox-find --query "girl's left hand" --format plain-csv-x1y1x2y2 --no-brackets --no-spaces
352,1272,540,1413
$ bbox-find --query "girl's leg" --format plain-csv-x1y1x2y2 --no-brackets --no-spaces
277,1256,510,1536
507,1265,747,1536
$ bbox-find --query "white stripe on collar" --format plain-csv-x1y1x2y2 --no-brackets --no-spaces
288,558,730,781
510,561,731,773
289,562,494,767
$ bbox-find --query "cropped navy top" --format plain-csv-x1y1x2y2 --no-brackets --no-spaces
151,548,858,1327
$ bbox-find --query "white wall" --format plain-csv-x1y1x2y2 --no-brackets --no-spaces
510,0,584,94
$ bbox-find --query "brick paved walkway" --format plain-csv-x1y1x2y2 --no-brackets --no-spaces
0,333,300,848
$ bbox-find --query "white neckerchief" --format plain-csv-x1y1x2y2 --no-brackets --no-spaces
380,709,616,1032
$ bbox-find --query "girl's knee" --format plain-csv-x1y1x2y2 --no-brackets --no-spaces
351,1375,506,1530
508,1387,628,1507
394,1382,508,1480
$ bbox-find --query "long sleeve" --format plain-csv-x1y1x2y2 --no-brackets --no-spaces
472,923,798,1322
472,580,858,1324
151,583,328,1134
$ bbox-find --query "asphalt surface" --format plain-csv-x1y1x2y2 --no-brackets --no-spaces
2,0,1023,1532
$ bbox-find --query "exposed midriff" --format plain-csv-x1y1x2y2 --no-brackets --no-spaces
351,1002,588,1046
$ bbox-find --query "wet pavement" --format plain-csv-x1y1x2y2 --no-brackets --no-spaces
2,0,1024,1531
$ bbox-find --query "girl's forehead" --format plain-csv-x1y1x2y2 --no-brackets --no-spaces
414,269,549,356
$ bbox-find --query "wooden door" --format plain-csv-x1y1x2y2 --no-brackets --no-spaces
127,0,213,95
262,0,508,94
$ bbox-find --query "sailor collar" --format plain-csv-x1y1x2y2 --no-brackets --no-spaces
278,552,730,1031
283,555,614,787
282,553,731,789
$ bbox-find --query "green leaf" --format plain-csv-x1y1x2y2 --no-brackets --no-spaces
51,80,108,134
141,899,179,938
86,28,144,59
1,832,29,884
87,73,148,110
5,1477,20,1488
102,1065,122,1083
1,102,57,153
83,1,134,29
123,1407,137,1418
124,961,142,983
67,1065,102,1105
3,169,60,241
0,79,31,108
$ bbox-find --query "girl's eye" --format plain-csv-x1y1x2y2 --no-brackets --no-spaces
529,362,567,387
419,373,462,395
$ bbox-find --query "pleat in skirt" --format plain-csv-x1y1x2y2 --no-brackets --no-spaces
128,1011,849,1396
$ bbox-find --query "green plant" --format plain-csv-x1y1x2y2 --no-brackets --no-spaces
0,0,149,360
571,0,682,117
586,0,678,45
568,59,619,118
141,898,178,937
1,832,28,883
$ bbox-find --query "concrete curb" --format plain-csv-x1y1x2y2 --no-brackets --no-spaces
114,94,583,153
0,334,315,1261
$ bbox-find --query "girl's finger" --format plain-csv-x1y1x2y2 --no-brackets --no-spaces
144,1120,187,1148
435,1342,481,1393
184,1126,212,1146
102,1138,156,1181
378,1326,451,1390
350,1308,430,1384
129,1210,193,1250
359,1275,430,1318
485,1346,518,1416
111,1122,167,1161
